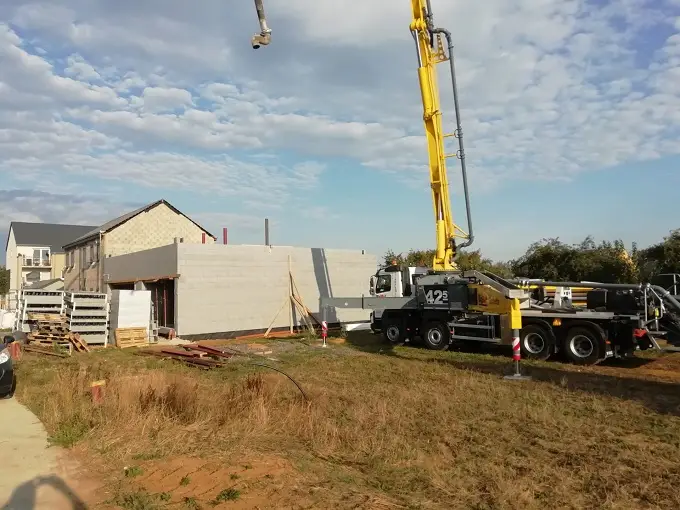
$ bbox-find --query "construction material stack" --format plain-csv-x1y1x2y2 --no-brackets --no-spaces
25,312,91,355
14,289,64,333
64,292,110,346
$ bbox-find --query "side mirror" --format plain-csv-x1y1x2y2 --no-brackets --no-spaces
369,276,376,296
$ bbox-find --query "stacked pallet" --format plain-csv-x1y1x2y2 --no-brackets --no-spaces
114,327,150,349
26,313,91,354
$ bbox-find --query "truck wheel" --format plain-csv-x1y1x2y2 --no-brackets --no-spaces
520,324,554,361
382,318,405,344
422,321,449,350
563,326,602,365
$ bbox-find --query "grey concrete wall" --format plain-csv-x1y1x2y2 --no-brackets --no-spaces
104,244,178,285
176,244,376,336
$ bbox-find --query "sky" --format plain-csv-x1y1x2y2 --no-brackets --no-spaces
1,0,679,264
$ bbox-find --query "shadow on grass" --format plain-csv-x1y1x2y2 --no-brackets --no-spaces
342,330,680,417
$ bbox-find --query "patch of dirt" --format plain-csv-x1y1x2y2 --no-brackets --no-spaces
127,454,314,509
197,338,302,357
52,447,109,508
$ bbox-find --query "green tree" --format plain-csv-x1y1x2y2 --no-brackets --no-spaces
382,249,435,267
382,248,512,277
456,249,513,278
511,237,637,283
0,265,8,295
636,229,680,279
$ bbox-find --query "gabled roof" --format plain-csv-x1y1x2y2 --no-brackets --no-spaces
62,199,216,250
6,222,98,253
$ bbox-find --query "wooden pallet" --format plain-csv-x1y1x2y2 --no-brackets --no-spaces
27,312,67,323
115,327,149,349
26,331,90,353
68,332,91,353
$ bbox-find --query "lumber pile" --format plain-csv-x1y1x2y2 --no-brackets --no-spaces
26,313,90,354
135,343,234,369
115,327,149,349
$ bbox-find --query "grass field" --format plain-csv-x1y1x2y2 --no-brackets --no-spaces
13,332,680,509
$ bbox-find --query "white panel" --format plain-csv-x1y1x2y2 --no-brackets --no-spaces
111,290,151,328
109,290,151,345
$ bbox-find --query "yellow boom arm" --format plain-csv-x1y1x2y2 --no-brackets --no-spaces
409,0,473,270
251,0,473,270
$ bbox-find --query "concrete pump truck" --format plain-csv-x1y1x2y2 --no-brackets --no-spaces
250,0,680,366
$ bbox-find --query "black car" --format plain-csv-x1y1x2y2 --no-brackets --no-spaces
0,335,16,399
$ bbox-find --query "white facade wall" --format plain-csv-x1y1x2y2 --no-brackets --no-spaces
176,244,376,336
104,243,377,337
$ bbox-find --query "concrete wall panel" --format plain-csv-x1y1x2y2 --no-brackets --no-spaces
176,244,376,336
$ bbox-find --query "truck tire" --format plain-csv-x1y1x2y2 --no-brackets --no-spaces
520,323,554,361
563,326,603,365
422,321,449,350
382,318,405,344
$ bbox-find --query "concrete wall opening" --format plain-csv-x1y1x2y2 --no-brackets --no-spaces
109,283,135,291
146,279,175,328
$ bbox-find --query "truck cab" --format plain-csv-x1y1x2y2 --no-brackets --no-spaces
369,264,429,332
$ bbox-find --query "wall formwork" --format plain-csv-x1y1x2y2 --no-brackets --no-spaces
104,243,377,338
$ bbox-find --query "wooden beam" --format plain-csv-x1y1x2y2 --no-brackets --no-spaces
107,273,180,285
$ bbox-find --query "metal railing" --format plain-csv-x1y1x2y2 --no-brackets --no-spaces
22,257,51,267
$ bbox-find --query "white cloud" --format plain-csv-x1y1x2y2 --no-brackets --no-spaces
138,86,194,113
64,54,101,82
0,0,679,258
0,190,137,233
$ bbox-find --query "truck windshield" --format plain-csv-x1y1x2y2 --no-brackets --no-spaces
375,275,391,293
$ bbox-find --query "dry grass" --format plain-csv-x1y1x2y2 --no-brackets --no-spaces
13,335,680,509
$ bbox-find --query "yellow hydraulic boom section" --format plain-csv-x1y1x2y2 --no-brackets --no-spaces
250,0,474,272
409,0,472,271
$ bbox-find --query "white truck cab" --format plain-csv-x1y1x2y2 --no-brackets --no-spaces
369,265,429,332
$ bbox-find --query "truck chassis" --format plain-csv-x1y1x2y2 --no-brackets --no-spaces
320,270,676,367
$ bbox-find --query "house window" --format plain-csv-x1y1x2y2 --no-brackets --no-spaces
31,249,50,266
89,244,95,264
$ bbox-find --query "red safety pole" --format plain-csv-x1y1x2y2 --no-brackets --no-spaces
8,341,21,361
223,227,228,245
202,232,206,244
90,380,106,404
321,321,328,348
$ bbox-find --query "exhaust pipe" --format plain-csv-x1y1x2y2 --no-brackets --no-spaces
252,0,272,49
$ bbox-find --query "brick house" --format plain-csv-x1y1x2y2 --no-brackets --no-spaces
62,199,216,292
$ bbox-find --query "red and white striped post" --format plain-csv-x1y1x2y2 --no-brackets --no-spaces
321,321,328,348
505,328,531,381
512,330,521,366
